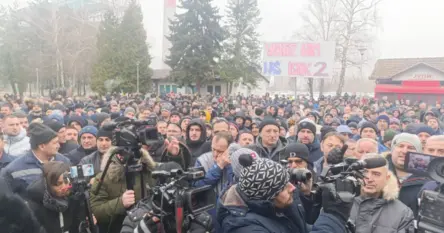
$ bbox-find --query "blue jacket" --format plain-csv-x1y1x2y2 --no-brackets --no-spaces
305,139,323,164
0,150,70,194
217,185,346,233
0,152,16,172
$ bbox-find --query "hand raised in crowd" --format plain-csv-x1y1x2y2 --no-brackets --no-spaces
122,190,136,208
216,149,231,169
165,137,180,156
299,178,313,196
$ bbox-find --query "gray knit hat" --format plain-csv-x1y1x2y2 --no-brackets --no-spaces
230,147,259,179
391,133,422,153
124,107,136,116
29,123,58,149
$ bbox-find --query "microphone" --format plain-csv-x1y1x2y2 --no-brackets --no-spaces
349,157,387,170
327,144,348,165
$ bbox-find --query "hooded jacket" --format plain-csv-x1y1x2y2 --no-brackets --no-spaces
186,119,210,164
4,129,30,157
217,185,346,233
350,172,414,233
305,138,323,164
248,136,287,162
90,147,155,233
386,154,430,217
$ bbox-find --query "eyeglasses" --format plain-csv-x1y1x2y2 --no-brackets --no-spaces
288,159,304,164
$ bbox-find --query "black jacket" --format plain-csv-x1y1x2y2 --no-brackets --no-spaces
66,146,97,165
59,141,79,155
0,177,46,233
186,119,211,164
25,178,85,233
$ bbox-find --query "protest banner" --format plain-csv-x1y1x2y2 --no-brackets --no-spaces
262,41,335,78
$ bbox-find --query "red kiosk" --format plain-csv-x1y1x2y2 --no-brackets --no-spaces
370,57,444,104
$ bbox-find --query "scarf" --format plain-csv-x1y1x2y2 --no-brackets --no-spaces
42,182,69,213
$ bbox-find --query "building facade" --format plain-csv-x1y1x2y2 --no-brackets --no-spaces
370,57,444,104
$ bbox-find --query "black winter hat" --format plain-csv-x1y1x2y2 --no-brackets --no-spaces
97,129,113,139
297,121,316,135
29,123,58,149
258,118,280,132
359,121,378,135
284,143,310,163
43,120,65,133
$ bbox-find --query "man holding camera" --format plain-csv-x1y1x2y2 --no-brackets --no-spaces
218,156,351,233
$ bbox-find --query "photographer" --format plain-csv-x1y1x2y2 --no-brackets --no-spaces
89,147,156,233
218,156,350,233
25,161,97,233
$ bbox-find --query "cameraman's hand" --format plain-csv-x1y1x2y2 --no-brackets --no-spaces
137,214,160,233
122,190,135,208
299,178,313,196
320,183,353,223
216,150,230,169
165,137,180,156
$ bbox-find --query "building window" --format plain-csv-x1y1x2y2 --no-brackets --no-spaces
215,85,221,95
207,86,213,94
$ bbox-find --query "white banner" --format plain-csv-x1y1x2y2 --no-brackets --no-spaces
262,41,336,78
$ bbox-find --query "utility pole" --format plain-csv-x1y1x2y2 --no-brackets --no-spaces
136,61,140,93
358,47,367,79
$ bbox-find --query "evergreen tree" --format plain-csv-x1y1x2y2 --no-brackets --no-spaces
221,0,262,94
91,10,120,95
118,0,152,93
166,0,225,93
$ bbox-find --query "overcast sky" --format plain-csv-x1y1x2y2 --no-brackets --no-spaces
4,0,444,69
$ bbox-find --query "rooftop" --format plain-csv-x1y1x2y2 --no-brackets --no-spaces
369,57,444,80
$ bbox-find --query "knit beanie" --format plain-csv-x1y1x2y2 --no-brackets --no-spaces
230,147,259,179
284,143,310,164
259,117,280,132
390,118,400,126
43,120,65,133
383,129,397,143
320,126,336,141
391,133,422,153
97,129,113,139
360,121,378,135
79,126,98,138
29,123,58,149
68,115,87,128
297,121,316,135
376,115,390,124
238,156,289,201
124,107,136,116
48,111,64,125
416,125,435,136
94,112,111,127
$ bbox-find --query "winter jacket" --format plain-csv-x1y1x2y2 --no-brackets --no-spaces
217,185,347,233
66,146,97,165
25,178,86,233
0,150,70,194
350,173,414,233
248,136,287,162
4,129,30,157
0,177,46,233
305,138,323,164
155,141,192,169
89,147,155,233
387,154,430,217
58,141,79,155
186,119,212,164
0,151,16,172
79,151,103,176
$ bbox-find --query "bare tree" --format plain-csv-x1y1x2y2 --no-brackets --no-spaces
294,0,381,97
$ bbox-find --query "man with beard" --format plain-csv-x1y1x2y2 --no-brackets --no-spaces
44,120,78,155
186,119,212,165
79,129,113,175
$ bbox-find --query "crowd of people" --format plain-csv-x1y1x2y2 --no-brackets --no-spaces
0,91,443,233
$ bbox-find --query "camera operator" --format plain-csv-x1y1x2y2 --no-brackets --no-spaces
283,142,321,224
90,147,156,233
24,161,98,233
120,161,213,233
349,153,414,233
218,156,351,233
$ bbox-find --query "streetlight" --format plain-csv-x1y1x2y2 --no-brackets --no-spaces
136,61,140,93
358,47,367,79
